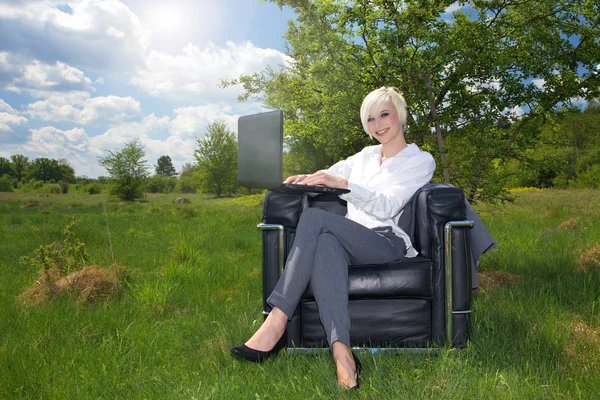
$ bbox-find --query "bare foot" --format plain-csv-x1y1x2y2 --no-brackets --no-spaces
332,342,357,389
244,307,288,352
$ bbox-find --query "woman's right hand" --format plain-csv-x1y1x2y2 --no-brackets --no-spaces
283,174,310,184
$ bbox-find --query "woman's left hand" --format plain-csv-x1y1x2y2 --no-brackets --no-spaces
301,170,348,189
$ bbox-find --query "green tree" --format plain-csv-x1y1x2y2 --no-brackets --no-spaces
26,158,63,182
10,154,29,182
194,119,238,197
0,157,15,179
155,155,177,177
225,0,600,203
176,162,201,193
99,139,149,201
56,158,76,183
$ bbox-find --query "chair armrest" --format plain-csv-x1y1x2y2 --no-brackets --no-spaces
262,190,307,227
410,183,473,345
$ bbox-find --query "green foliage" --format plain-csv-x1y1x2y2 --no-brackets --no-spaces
10,154,28,181
48,185,61,194
175,176,200,193
0,174,14,192
60,181,69,194
226,0,600,203
194,119,238,197
0,157,16,178
573,164,600,189
155,155,177,177
87,183,102,195
26,157,76,183
174,163,201,193
21,216,89,275
147,175,177,193
99,139,149,201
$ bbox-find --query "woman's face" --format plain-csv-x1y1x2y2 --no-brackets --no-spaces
366,105,403,145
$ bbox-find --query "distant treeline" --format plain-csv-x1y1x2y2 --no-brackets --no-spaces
1,106,599,198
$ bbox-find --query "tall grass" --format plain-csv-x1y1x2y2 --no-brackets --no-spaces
0,190,598,399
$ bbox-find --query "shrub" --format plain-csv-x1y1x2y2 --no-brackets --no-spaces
87,183,102,195
175,175,201,193
147,175,177,193
99,139,148,201
572,164,600,189
0,174,14,192
60,181,69,194
48,185,61,194
18,217,126,306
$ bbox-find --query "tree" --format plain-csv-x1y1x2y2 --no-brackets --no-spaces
176,162,201,193
10,154,29,182
26,158,65,182
99,139,149,201
194,119,238,197
224,0,600,203
155,155,177,177
0,157,15,179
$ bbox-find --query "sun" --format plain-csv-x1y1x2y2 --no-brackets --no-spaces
146,3,185,34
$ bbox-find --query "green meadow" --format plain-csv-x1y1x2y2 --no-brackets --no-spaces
0,190,599,399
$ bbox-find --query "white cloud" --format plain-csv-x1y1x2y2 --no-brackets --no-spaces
0,101,32,143
0,98,16,113
131,41,292,102
0,0,150,73
90,104,241,176
170,104,238,140
1,52,94,94
91,114,192,176
17,126,103,177
444,2,464,14
532,78,545,90
26,92,142,125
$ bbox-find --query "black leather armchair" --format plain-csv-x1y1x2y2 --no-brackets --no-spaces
258,183,474,349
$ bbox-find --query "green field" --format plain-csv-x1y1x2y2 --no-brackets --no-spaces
1,190,599,399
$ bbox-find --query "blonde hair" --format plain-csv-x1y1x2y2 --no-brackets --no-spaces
360,87,408,138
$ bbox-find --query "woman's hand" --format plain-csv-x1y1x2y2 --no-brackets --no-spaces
284,171,348,189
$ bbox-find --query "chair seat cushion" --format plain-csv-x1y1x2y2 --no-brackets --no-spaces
302,256,433,300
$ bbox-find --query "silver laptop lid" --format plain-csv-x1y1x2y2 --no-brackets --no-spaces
237,110,283,189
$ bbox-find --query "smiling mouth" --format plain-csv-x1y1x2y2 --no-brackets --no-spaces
375,128,389,135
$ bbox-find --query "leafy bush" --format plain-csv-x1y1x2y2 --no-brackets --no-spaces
60,181,69,194
87,183,102,195
21,217,89,275
99,139,148,201
573,164,600,189
175,175,201,193
48,185,61,194
147,175,177,193
0,174,14,192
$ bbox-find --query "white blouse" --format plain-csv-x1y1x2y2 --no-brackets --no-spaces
327,143,436,257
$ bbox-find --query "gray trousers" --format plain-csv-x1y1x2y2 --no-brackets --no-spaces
267,208,407,348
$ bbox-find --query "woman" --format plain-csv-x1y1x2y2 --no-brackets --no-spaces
231,87,436,389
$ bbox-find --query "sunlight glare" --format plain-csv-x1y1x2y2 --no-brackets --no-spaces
148,3,184,34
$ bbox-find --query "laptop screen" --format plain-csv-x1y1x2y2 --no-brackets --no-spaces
237,110,283,189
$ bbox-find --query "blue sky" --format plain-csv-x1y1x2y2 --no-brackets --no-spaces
0,0,296,177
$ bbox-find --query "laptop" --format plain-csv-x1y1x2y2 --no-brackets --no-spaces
237,110,350,195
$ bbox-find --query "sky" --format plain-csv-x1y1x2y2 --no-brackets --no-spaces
0,0,296,178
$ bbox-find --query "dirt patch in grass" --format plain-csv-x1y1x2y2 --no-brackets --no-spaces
18,265,127,306
20,202,39,208
577,243,600,273
477,271,521,292
559,218,578,231
561,315,600,374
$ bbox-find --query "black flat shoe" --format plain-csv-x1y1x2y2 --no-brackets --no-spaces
230,344,278,363
351,352,362,390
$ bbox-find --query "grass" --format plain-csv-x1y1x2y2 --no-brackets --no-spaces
0,189,599,399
